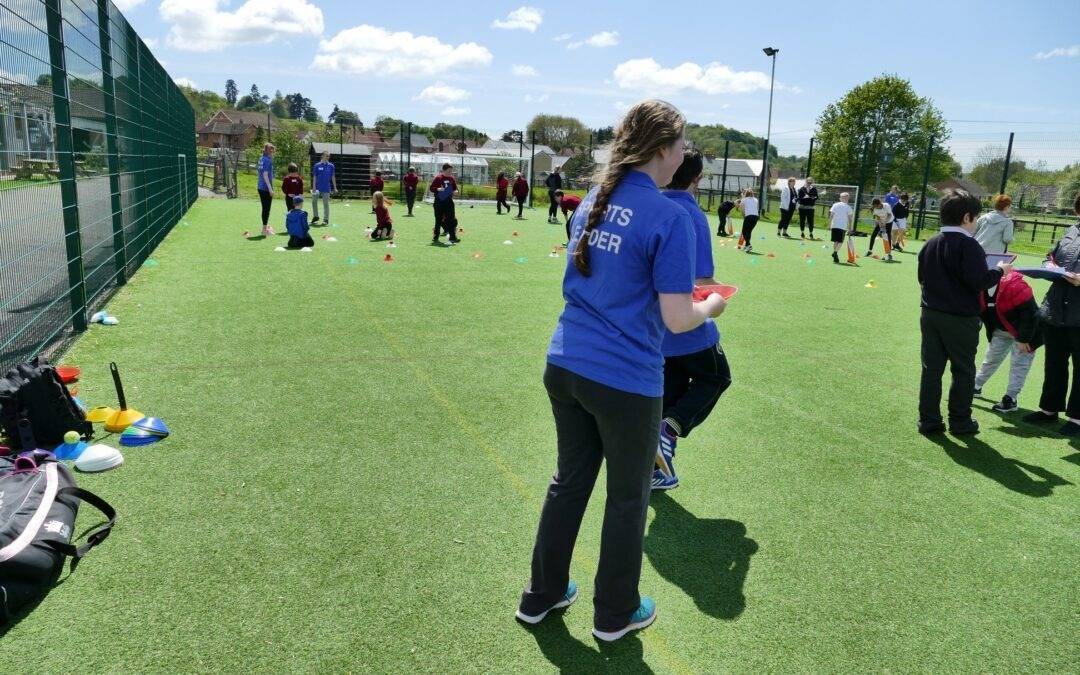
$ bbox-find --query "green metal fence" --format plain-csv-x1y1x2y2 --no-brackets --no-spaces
0,0,195,371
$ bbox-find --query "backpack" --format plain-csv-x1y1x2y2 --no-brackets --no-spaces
0,424,115,624
0,357,92,450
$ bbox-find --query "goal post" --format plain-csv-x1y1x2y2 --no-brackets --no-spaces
374,150,534,206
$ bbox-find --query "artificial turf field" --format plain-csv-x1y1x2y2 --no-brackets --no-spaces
2,195,1077,673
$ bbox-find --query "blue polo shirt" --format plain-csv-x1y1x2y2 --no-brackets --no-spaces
285,209,308,238
313,161,335,193
257,154,273,192
547,170,695,397
661,190,720,356
884,192,900,208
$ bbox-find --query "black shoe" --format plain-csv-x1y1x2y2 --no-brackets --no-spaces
1059,420,1080,436
949,418,980,435
992,396,1018,413
1022,410,1058,424
866,250,873,257
832,252,840,263
918,420,946,434
973,387,982,396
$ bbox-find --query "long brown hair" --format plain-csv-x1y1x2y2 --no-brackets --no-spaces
573,100,686,276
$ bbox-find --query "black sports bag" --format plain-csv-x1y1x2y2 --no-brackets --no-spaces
0,356,92,450
0,443,115,625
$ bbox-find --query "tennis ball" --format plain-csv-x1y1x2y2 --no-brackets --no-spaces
64,431,79,444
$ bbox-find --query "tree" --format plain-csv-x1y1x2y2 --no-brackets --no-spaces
1057,166,1080,212
562,152,597,184
224,79,238,107
180,86,230,124
812,75,954,190
269,127,307,175
967,144,1025,194
328,105,361,125
270,90,288,118
527,114,589,152
374,116,404,139
302,106,321,123
502,130,523,143
593,126,615,144
684,123,778,160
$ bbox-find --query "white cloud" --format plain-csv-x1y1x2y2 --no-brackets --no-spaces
552,33,571,42
441,106,470,116
174,76,198,88
313,25,492,77
613,58,772,95
1035,44,1080,59
524,93,549,103
414,82,470,105
492,6,542,32
0,68,30,85
113,0,146,10
568,31,619,50
614,101,628,112
160,0,324,52
512,64,538,77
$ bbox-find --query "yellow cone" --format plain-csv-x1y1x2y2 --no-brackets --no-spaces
85,406,117,423
865,280,878,289
104,407,144,433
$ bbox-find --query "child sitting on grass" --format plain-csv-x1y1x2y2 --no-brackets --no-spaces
974,271,1042,413
917,189,1012,435
282,163,303,211
285,195,314,249
370,191,394,240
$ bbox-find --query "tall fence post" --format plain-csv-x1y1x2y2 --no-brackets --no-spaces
915,135,935,239
459,125,466,188
528,131,536,208
405,122,412,187
720,140,729,203
399,125,405,200
97,0,127,286
852,139,871,234
45,0,87,332
805,137,815,177
518,130,524,175
999,131,1014,196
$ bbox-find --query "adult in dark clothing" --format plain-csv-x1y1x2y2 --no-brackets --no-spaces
797,177,819,239
545,167,563,223
716,200,735,237
917,189,1011,435
1023,192,1080,435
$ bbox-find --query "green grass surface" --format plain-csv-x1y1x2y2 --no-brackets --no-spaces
3,196,1077,672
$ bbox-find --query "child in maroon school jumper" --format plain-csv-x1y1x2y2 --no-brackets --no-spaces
369,171,385,213
281,163,303,211
370,191,395,240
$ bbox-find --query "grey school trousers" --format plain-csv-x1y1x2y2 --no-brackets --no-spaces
974,329,1035,400
312,190,331,223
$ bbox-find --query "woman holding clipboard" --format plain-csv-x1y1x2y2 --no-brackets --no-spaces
1022,192,1080,435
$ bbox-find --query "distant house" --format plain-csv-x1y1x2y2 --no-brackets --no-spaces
309,142,372,194
197,110,278,150
432,138,470,153
933,177,990,200
474,139,556,157
390,131,434,153
1025,184,1060,209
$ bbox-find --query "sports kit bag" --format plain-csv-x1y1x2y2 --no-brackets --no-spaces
0,422,115,624
0,356,92,450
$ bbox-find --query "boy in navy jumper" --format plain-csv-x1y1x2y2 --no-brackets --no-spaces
917,189,1013,434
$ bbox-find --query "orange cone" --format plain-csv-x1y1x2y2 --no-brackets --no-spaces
383,254,393,262
737,234,745,248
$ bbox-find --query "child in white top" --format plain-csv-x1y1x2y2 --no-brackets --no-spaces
829,192,855,264
737,189,760,253
868,198,895,261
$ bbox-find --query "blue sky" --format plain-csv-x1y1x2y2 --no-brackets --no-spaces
120,0,1080,161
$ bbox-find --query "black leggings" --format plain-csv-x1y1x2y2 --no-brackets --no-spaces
548,191,559,218
516,195,526,218
405,188,416,214
497,194,510,213
663,343,732,437
286,234,314,249
1039,324,1080,419
799,208,814,235
520,364,661,632
717,214,728,237
741,215,759,242
777,206,795,233
258,189,273,226
869,222,893,252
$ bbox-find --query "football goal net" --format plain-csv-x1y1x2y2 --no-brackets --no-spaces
374,150,535,206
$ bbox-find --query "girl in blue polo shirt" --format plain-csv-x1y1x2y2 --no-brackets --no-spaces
516,100,725,643
256,143,275,237
654,151,730,491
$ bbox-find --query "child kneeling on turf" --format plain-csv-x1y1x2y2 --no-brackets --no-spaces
917,189,1011,435
974,271,1042,413
371,191,394,240
285,195,314,249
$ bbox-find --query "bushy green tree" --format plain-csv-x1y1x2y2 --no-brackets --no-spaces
224,79,238,107
527,114,589,151
1057,166,1080,212
813,75,954,189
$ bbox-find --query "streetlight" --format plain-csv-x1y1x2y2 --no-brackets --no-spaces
759,47,778,208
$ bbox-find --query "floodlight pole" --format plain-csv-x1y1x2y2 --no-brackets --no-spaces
759,47,778,209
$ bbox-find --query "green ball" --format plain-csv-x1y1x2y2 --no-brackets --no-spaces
64,431,79,444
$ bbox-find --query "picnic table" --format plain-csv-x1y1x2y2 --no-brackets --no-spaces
14,158,59,180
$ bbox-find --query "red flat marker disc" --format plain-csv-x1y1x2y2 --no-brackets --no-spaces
692,284,739,302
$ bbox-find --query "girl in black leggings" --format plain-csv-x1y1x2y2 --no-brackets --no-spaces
738,189,760,253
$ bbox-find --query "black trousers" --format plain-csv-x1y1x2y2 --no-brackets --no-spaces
433,199,458,240
869,222,893,251
565,216,573,243
405,188,416,214
741,215,759,243
1038,324,1080,419
516,195,526,218
286,234,314,249
919,308,980,424
521,364,661,632
497,193,510,213
663,343,731,437
798,208,815,235
258,189,273,226
777,206,795,233
548,190,559,219
717,214,728,237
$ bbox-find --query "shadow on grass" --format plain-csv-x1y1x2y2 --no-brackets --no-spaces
972,404,1062,440
644,493,757,620
925,433,1073,497
524,614,651,674
244,234,266,241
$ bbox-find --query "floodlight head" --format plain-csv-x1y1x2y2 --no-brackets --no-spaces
763,47,779,56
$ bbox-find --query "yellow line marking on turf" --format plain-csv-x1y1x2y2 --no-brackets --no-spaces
320,255,695,675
